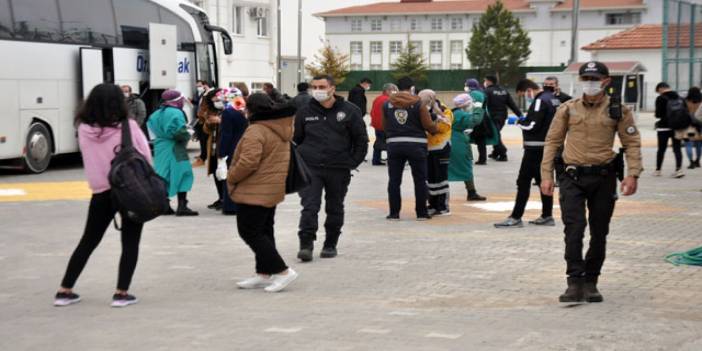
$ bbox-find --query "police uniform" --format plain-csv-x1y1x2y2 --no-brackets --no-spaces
541,61,643,303
383,92,437,219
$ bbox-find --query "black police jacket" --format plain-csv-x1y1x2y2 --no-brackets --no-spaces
485,84,522,120
294,96,369,169
518,91,556,149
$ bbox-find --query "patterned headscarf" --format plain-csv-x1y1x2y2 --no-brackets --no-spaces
217,88,247,111
161,89,184,109
453,93,474,108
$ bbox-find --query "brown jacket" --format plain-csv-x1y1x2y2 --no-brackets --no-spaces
382,92,438,134
198,102,221,175
541,95,643,181
227,106,295,208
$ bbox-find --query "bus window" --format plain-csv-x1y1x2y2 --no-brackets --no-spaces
0,0,12,39
11,0,61,41
114,0,160,49
158,8,195,51
58,0,117,45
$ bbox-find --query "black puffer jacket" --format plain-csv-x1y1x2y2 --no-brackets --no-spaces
654,91,680,129
294,96,369,169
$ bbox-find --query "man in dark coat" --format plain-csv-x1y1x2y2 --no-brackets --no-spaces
348,77,372,116
484,75,523,162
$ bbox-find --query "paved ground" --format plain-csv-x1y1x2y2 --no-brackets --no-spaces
1,114,701,350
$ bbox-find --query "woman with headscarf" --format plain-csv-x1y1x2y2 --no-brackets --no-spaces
197,88,227,211
216,87,249,215
449,93,487,202
147,89,198,216
419,89,453,216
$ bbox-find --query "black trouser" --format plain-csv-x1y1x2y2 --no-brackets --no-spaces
475,137,487,163
61,191,143,291
427,145,451,212
510,148,553,219
387,142,429,217
194,122,207,161
491,116,507,157
372,130,386,164
237,204,287,275
656,130,682,170
559,171,617,279
298,167,352,248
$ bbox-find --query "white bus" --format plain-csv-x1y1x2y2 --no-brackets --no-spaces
0,0,233,173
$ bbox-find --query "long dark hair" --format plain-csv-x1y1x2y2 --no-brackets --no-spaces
75,84,128,127
686,86,702,103
203,88,223,111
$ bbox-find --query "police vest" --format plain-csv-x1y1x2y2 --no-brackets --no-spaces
383,101,427,144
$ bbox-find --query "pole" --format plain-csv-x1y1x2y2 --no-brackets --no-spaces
662,0,669,82
569,0,580,65
297,0,303,84
276,0,282,88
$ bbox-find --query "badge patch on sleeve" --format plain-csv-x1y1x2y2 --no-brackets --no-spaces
626,126,637,135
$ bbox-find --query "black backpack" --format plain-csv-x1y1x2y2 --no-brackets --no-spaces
667,97,692,130
108,120,170,224
285,142,312,194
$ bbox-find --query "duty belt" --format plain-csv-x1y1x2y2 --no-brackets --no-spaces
565,163,615,180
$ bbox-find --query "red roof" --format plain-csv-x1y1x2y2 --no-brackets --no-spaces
564,61,646,74
316,0,645,17
583,24,702,51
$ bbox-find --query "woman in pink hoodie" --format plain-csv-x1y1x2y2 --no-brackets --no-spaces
54,84,152,308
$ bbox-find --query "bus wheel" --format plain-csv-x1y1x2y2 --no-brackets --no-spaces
23,123,53,174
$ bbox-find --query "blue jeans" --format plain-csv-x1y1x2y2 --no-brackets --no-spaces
685,140,702,163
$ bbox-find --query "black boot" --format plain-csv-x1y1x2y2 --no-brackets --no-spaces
559,277,584,303
465,181,487,201
583,277,603,303
321,235,339,259
297,238,314,262
175,192,199,216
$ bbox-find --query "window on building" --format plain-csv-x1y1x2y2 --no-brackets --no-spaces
430,17,443,31
409,41,422,54
232,5,243,35
450,40,463,54
605,12,641,25
251,82,265,93
450,63,462,70
430,40,442,54
389,40,402,64
370,41,383,70
390,18,402,32
450,17,463,31
257,9,269,37
350,41,363,70
410,18,421,31
371,19,382,32
351,18,363,32
450,40,463,69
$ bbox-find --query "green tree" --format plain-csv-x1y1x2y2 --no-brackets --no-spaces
305,43,350,85
391,43,428,84
467,0,531,84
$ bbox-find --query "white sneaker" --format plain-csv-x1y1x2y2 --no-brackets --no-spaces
237,275,272,289
652,170,662,177
672,170,685,178
264,268,298,293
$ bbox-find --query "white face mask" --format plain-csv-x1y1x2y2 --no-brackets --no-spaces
464,86,470,92
213,101,225,110
123,93,130,98
312,89,330,102
582,81,603,96
197,87,205,95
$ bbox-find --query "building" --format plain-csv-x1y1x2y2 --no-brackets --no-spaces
189,0,277,91
583,23,702,110
315,0,664,71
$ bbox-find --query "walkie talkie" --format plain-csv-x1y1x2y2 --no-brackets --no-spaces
607,86,623,121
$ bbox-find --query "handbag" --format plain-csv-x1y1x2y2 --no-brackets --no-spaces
285,142,312,194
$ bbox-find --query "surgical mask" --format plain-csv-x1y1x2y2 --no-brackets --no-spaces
462,106,473,112
364,86,370,91
312,89,330,102
124,93,130,98
464,86,470,92
214,101,225,110
197,87,205,95
525,91,535,106
582,81,603,96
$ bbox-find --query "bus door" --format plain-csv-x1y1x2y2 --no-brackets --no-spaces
80,47,105,99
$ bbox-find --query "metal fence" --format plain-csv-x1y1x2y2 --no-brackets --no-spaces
663,0,702,92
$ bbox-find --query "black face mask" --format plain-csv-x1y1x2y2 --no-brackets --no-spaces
543,86,555,93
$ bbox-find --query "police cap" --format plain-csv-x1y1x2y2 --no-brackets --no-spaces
578,61,609,79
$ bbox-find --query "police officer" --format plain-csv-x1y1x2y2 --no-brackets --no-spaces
384,76,439,221
484,75,523,161
294,75,369,262
494,79,557,228
541,61,643,303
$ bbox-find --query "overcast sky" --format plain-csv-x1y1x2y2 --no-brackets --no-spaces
280,0,379,60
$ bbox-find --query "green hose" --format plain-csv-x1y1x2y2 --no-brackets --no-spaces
665,246,702,266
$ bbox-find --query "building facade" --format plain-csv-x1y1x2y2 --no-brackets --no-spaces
189,0,277,91
316,0,663,71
